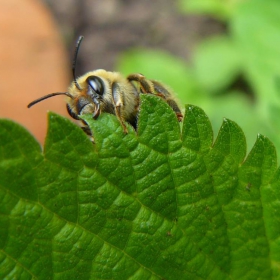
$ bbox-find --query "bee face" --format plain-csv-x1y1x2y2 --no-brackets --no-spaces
66,71,108,120
28,36,183,136
65,69,140,131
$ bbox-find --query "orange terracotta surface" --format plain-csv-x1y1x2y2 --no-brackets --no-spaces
0,0,71,145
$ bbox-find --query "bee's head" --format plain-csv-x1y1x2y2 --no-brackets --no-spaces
67,74,105,119
28,36,103,120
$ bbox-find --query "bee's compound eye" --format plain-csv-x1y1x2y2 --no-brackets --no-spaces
86,76,104,96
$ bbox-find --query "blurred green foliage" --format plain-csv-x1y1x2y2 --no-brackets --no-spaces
177,0,245,20
117,0,280,154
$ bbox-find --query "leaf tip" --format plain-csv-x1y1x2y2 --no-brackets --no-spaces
47,111,60,121
186,104,195,111
256,133,265,140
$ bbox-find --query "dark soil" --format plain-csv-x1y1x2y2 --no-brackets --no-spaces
44,0,225,72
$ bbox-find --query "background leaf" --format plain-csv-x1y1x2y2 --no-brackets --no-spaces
117,49,206,106
231,0,280,149
193,36,241,93
177,0,245,19
117,0,280,155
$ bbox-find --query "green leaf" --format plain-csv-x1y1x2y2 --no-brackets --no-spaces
177,0,245,19
201,92,267,152
193,36,241,93
177,0,280,155
116,49,206,106
1,95,280,279
231,0,280,150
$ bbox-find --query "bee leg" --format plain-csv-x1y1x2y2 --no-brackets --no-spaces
81,126,92,136
152,80,183,122
81,126,95,143
112,82,128,134
167,99,183,122
66,104,80,120
92,97,101,119
127,73,154,94
127,74,183,122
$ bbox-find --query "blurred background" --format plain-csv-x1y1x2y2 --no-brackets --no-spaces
1,0,280,155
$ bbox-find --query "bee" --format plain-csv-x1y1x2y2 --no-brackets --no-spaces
28,36,183,135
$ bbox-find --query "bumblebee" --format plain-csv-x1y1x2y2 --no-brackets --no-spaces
28,36,183,135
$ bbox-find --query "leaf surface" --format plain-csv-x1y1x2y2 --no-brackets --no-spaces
0,95,280,279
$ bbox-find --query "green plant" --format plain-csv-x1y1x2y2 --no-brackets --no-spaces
117,0,280,155
177,0,246,20
2,0,280,278
0,95,280,279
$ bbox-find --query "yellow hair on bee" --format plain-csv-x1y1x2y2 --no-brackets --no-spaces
28,36,183,136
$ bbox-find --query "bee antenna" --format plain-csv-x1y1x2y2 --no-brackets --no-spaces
27,92,74,108
72,35,84,91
